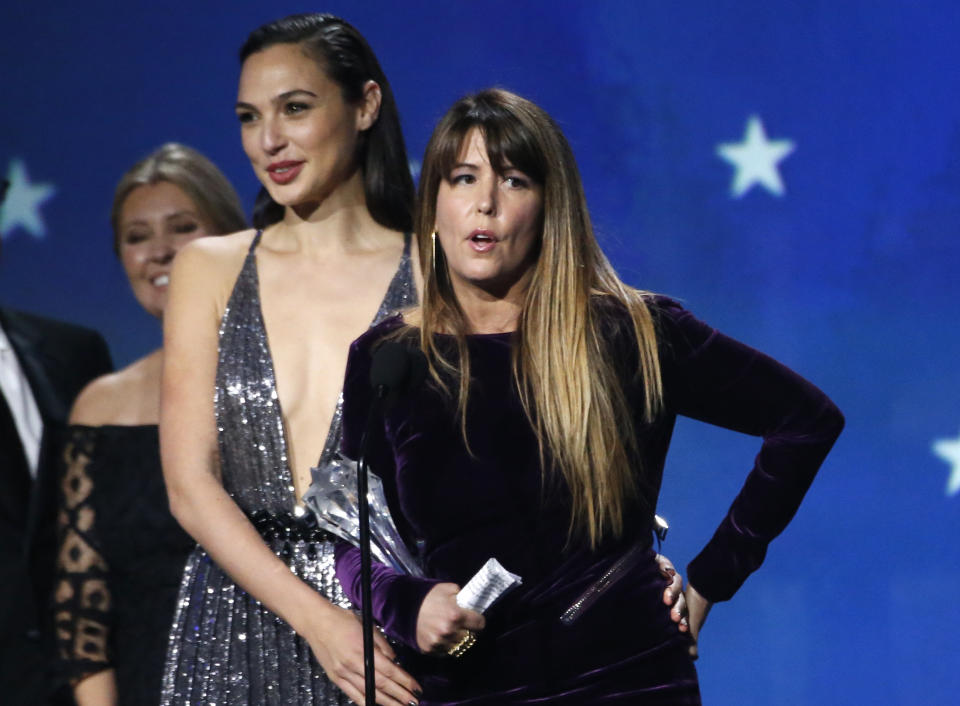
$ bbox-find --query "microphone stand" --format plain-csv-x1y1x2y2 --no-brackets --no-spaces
355,341,425,705
357,384,387,706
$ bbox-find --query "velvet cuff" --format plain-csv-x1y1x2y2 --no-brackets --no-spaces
334,540,442,650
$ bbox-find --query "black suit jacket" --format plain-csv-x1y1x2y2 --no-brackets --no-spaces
0,308,112,706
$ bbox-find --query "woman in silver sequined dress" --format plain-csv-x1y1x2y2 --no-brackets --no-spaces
159,14,423,706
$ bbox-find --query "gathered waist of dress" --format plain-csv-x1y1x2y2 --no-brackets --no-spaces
249,509,336,543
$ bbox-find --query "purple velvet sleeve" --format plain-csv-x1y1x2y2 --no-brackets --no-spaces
334,323,441,650
656,300,845,602
333,542,441,650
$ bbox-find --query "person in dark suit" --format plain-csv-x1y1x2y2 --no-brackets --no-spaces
0,305,113,705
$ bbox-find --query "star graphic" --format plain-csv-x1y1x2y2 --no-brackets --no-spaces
0,159,57,240
717,116,795,198
932,430,960,497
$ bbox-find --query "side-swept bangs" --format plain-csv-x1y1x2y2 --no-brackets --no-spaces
430,98,548,187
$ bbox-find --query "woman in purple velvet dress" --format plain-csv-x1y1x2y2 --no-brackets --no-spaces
335,89,844,704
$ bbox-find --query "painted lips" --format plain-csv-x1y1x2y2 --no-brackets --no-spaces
266,161,304,185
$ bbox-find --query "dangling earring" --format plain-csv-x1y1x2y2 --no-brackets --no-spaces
431,231,438,276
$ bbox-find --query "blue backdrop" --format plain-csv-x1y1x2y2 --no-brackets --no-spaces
2,2,957,703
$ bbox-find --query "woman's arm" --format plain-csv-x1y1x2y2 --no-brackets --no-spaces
683,583,711,660
334,541,472,653
72,669,118,706
658,299,843,618
160,239,420,706
54,423,117,706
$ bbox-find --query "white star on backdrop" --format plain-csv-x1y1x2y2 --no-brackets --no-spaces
0,159,57,240
932,431,960,497
717,116,795,198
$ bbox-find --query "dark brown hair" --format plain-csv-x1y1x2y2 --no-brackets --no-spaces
240,13,414,232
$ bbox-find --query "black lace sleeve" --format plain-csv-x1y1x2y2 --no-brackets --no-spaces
54,425,112,684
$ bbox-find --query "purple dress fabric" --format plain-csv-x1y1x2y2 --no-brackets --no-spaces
334,297,844,705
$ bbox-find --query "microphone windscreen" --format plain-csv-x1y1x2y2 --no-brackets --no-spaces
405,348,428,392
370,341,411,391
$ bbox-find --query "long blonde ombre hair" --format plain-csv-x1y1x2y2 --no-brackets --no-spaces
415,89,663,548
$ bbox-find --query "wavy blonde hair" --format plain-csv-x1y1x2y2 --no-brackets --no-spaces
415,89,663,548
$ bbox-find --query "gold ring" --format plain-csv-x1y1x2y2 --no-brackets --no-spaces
447,630,477,658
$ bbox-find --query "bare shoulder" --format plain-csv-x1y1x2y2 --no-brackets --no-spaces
69,350,162,425
171,229,258,313
175,229,257,276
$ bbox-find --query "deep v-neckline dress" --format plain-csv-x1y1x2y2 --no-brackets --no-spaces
161,230,416,705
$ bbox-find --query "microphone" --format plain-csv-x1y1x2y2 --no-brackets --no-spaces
358,341,426,705
369,341,426,409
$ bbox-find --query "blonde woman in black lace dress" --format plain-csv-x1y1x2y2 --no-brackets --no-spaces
54,143,246,705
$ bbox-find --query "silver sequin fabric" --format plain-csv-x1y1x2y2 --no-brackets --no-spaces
161,231,416,705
